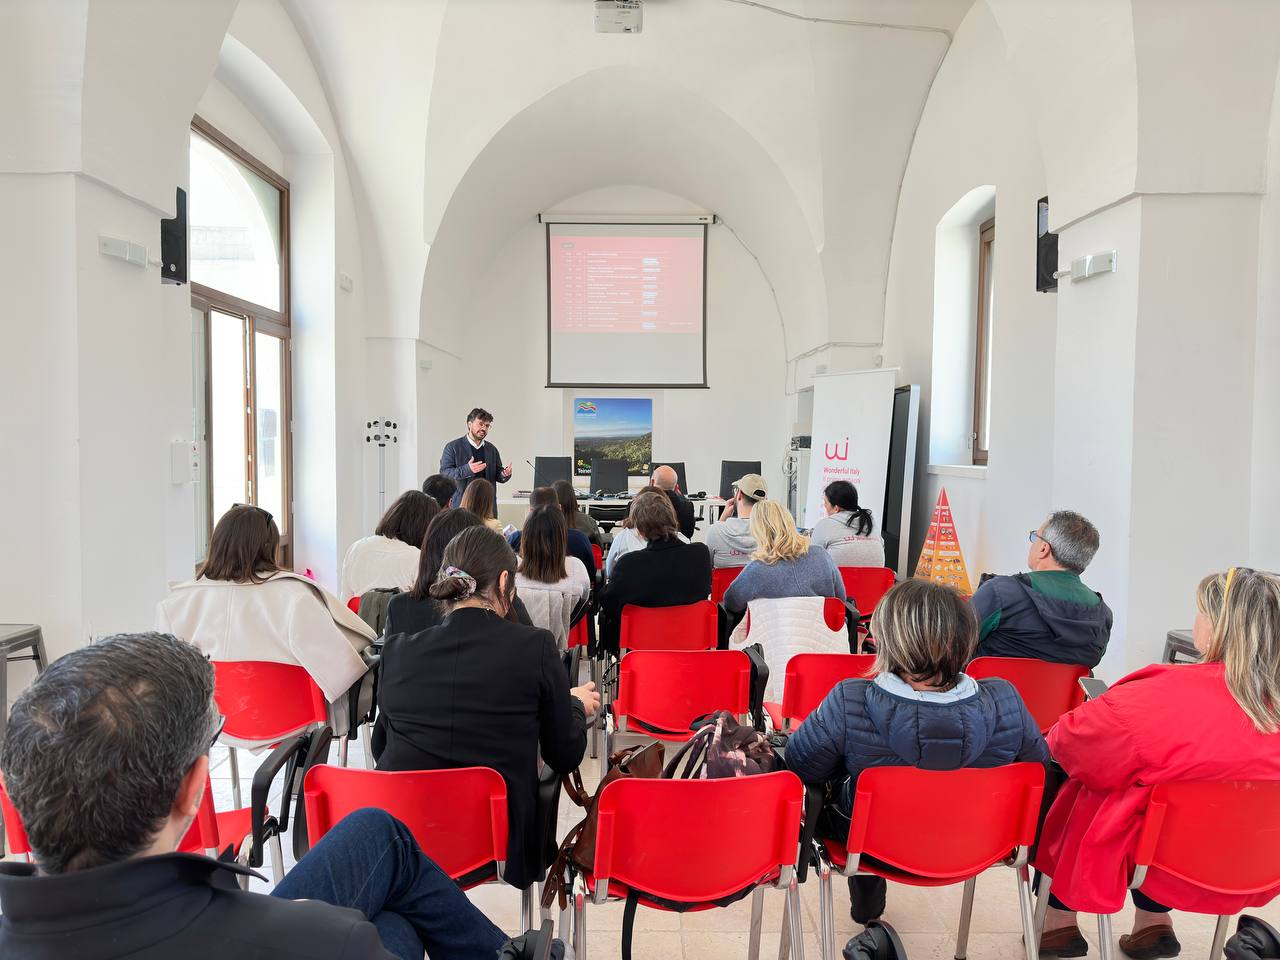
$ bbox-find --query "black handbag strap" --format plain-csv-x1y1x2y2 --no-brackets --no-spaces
621,890,640,960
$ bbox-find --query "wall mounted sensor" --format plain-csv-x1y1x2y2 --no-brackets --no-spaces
1054,251,1117,283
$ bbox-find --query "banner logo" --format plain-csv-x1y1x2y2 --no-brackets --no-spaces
824,437,850,461
575,401,597,416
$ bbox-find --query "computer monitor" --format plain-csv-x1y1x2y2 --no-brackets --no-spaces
655,461,688,494
719,460,762,501
589,459,628,496
533,456,572,490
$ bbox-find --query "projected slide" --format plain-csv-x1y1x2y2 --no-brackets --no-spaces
547,222,706,386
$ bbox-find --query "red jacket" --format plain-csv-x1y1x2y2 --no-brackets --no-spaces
1036,662,1280,913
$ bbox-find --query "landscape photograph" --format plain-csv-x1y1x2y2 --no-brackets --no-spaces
573,397,653,476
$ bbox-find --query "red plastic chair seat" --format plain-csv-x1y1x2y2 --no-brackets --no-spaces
583,868,785,912
818,839,961,888
966,656,1088,734
619,601,719,653
710,566,744,603
838,567,895,616
613,650,751,742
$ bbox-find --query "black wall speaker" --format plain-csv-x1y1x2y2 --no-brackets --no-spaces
160,187,187,285
1036,195,1058,293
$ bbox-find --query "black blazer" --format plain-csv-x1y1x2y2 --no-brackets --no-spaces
439,436,509,506
0,855,392,959
665,490,697,539
376,607,586,888
597,536,712,652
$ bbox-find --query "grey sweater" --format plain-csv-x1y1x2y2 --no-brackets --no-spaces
722,544,847,614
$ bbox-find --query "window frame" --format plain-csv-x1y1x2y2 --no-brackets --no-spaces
190,115,294,567
972,216,995,466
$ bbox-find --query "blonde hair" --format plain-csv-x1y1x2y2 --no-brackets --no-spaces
871,579,976,690
1195,568,1280,734
749,499,810,564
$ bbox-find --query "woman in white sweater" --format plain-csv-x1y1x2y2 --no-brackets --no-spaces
339,490,439,600
157,504,375,747
515,505,591,600
810,480,885,568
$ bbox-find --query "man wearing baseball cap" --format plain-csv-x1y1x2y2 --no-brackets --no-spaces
705,473,768,568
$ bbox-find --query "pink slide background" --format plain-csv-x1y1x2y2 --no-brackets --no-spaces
550,234,703,334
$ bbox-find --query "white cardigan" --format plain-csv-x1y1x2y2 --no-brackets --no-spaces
340,534,419,600
156,571,376,747
728,595,849,702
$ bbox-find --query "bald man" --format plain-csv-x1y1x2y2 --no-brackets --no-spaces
651,464,696,539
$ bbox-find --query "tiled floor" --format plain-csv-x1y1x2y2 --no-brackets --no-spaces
205,732,1280,960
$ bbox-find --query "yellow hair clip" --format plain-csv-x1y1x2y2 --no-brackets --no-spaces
1223,566,1238,604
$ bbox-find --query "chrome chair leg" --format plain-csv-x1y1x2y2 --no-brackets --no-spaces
1034,872,1051,938
818,858,836,960
786,870,806,960
360,724,374,770
573,882,587,960
228,746,242,809
1016,865,1040,960
1210,915,1231,959
337,735,349,768
269,833,285,885
748,886,765,960
521,887,534,932
955,876,976,960
779,894,792,960
1098,913,1116,960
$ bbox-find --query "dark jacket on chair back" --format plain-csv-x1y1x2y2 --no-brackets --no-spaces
376,607,586,889
786,675,1049,817
0,855,393,959
597,536,712,653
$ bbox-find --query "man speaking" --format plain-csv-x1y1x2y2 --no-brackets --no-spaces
440,407,512,506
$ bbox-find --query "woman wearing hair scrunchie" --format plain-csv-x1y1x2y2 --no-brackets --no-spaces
810,480,885,568
374,526,600,890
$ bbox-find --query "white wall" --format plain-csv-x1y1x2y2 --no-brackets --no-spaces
417,186,790,509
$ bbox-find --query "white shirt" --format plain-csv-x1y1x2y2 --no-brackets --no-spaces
605,526,689,577
516,555,591,601
340,534,420,600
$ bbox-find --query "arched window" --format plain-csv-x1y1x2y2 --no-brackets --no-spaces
189,117,292,565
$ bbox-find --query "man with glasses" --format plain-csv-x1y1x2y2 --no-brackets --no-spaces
970,510,1113,668
0,632,511,960
440,407,513,507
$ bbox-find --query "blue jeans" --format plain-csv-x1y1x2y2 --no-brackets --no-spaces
272,808,509,960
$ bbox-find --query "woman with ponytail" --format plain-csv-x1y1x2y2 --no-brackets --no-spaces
811,480,885,567
1035,568,1280,958
375,525,600,888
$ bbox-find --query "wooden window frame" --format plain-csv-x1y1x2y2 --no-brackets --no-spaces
972,217,995,466
190,115,294,567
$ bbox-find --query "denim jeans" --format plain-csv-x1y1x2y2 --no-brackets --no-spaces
272,808,509,960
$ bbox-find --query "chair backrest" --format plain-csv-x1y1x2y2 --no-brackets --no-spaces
656,461,688,494
591,543,604,569
710,566,744,603
593,772,804,902
966,656,1088,733
846,764,1045,880
0,780,32,856
719,460,762,501
346,596,361,614
534,456,573,490
619,601,719,652
838,567,896,617
212,660,329,743
589,459,628,495
304,765,509,882
614,650,751,735
568,616,589,649
1135,780,1280,896
780,653,877,725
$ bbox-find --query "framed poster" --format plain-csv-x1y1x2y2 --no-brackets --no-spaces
573,397,653,476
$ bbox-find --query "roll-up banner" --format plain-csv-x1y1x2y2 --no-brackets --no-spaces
803,369,897,532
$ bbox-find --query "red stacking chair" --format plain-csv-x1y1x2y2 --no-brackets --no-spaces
346,596,361,614
591,543,604,570
967,656,1088,734
0,780,32,860
763,653,876,731
212,660,336,868
573,772,807,960
603,650,751,779
838,567,895,616
710,566,745,603
618,601,719,653
807,764,1045,960
1035,780,1280,960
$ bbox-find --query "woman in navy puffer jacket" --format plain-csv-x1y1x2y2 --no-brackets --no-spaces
787,578,1050,924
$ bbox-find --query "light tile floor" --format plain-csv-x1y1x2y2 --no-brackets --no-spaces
206,732,1280,960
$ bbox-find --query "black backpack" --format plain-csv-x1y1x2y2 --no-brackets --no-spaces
1226,917,1280,960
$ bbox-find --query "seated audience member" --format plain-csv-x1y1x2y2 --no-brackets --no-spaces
157,505,374,746
0,632,509,960
811,480,885,568
787,579,1049,924
517,505,591,602
422,473,458,510
597,493,712,653
604,487,689,577
553,478,604,547
970,510,1112,668
1036,568,1280,959
652,464,696,539
722,499,847,617
705,473,767,568
509,485,596,580
340,490,439,600
458,477,503,533
377,527,601,889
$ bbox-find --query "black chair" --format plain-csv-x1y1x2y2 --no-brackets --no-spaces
655,460,688,494
719,460,762,500
589,458,628,496
533,456,572,490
